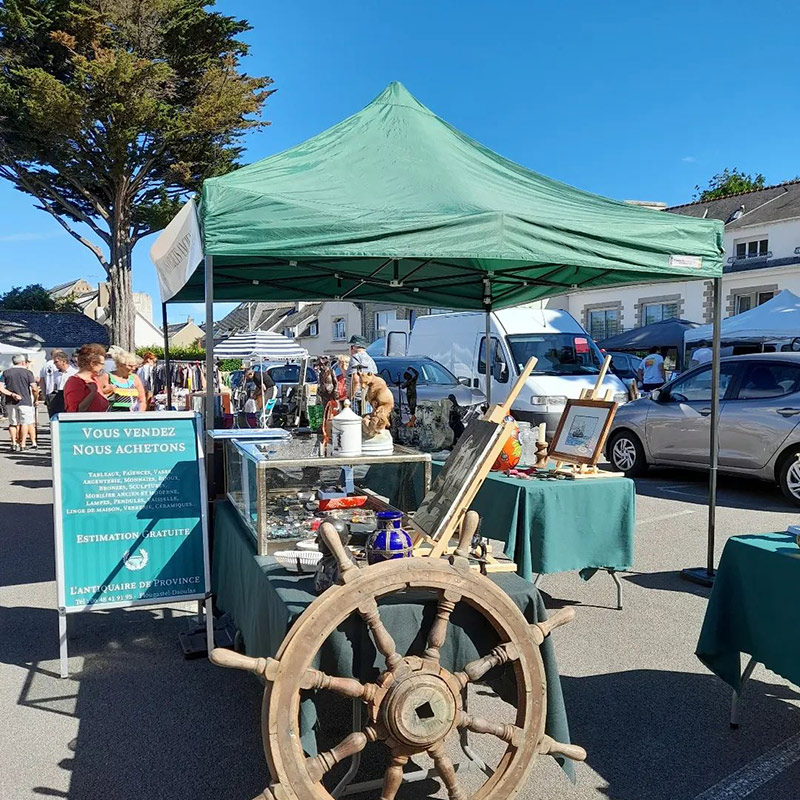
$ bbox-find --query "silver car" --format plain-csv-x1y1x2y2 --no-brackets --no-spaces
606,353,800,505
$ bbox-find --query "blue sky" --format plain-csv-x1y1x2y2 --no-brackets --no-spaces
1,0,798,322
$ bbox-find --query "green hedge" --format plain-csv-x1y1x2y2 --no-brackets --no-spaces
135,346,242,372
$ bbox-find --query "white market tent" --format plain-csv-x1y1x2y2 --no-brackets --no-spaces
0,341,35,371
685,289,800,346
215,330,308,360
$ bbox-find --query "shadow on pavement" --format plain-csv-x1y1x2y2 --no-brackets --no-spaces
0,501,56,587
11,478,53,489
1,603,268,800
562,669,800,800
622,570,712,597
633,468,795,512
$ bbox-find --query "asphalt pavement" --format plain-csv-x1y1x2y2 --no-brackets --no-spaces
2,417,799,799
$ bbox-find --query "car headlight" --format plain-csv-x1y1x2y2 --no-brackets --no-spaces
613,392,628,403
530,395,567,406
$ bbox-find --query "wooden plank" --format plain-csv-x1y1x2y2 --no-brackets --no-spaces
484,357,537,423
427,419,515,558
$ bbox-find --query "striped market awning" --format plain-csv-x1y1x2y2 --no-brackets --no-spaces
215,330,308,360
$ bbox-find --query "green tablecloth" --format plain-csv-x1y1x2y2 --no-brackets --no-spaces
365,463,635,581
696,532,800,691
212,499,574,775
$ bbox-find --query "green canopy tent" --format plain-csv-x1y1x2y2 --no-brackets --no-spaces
151,81,725,583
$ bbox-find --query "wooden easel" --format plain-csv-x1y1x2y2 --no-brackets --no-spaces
554,355,622,478
408,357,538,571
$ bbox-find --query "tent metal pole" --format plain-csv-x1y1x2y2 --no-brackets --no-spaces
706,277,723,575
485,309,492,407
204,255,215,446
161,302,172,410
681,276,721,588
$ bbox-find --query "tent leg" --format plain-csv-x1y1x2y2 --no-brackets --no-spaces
485,308,492,407
681,276,721,588
161,302,172,410
204,255,215,446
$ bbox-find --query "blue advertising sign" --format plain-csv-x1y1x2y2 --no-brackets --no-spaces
52,412,210,612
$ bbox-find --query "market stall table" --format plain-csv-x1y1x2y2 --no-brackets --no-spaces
211,499,576,789
365,464,635,607
696,531,800,727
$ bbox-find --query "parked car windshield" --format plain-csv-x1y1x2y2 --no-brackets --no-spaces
266,364,317,383
375,359,459,386
507,334,604,375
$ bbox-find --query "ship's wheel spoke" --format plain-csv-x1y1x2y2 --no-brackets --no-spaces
429,742,468,800
455,642,519,686
424,590,460,662
379,752,409,800
457,711,522,745
305,727,378,783
358,598,403,671
301,667,379,703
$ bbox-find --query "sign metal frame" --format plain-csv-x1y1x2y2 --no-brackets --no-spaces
52,411,213,677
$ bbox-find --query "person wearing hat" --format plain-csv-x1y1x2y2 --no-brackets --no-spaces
346,335,377,413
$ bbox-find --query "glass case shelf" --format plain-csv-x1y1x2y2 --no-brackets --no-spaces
223,435,431,555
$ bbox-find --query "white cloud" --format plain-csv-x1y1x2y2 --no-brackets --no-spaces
681,156,697,163
0,230,66,243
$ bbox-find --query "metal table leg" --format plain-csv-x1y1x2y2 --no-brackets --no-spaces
730,656,758,729
331,700,363,798
607,569,622,610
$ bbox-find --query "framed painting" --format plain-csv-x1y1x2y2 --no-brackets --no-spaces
549,399,618,466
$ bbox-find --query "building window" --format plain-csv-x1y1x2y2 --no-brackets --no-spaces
643,301,679,326
586,307,619,340
735,238,769,261
332,318,346,341
734,290,775,315
374,310,397,334
282,327,294,338
307,321,318,337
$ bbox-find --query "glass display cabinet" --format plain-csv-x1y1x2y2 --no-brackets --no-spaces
223,436,432,555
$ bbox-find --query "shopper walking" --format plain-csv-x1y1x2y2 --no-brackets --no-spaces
1,354,39,451
63,344,110,413
105,351,147,412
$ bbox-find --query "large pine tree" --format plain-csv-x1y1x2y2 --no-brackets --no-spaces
0,0,274,348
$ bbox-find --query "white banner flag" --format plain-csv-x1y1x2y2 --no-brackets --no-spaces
149,199,204,302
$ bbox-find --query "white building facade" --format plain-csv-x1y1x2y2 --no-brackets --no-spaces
546,181,800,340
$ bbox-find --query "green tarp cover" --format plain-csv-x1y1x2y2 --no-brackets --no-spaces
172,83,723,306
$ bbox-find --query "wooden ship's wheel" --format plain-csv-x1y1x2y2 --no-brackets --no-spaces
211,513,585,800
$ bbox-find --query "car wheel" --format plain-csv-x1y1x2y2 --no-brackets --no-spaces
778,449,800,506
608,430,648,477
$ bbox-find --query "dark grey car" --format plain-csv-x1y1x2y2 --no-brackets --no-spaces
373,356,485,416
606,353,800,504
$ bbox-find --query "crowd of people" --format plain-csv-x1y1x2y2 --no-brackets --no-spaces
0,344,159,452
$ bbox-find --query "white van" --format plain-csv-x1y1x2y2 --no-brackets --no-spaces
408,308,628,433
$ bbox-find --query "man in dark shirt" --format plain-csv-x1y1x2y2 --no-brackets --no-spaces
1,354,38,451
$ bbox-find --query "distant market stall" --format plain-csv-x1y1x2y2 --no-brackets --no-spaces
685,289,800,355
599,318,700,371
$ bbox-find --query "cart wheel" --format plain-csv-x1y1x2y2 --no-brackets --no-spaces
211,520,585,799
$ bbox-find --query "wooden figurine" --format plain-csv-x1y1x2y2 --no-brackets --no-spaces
358,371,395,437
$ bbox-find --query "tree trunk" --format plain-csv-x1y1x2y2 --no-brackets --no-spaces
108,201,135,351
108,241,135,351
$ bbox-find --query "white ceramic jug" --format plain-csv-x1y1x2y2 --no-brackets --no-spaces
331,401,362,457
